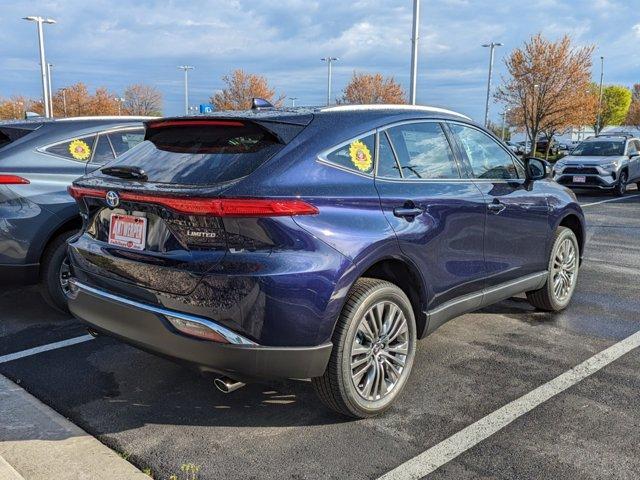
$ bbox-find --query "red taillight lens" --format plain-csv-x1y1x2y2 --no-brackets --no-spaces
66,186,318,217
0,175,30,185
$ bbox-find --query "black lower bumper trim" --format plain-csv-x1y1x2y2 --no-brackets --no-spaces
68,281,332,380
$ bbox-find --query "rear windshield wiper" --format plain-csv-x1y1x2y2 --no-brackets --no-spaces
101,166,148,181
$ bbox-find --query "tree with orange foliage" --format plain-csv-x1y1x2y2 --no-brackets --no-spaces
624,84,640,126
211,69,285,110
496,34,595,157
122,84,162,116
0,95,43,119
340,72,406,105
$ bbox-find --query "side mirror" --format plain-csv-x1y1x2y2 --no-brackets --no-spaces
524,157,550,181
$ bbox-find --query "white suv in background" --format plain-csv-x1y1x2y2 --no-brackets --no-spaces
553,134,640,196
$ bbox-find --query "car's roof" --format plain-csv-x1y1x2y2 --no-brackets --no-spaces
152,104,471,124
584,135,636,142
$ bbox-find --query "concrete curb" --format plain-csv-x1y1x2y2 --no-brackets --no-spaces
0,374,148,480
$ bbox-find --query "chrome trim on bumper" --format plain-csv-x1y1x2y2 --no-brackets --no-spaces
68,279,257,346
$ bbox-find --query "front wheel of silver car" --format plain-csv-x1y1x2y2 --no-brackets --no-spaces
614,170,628,196
312,278,417,418
526,226,580,312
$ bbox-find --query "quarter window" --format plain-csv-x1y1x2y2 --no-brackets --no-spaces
449,124,519,179
44,135,96,162
628,141,639,156
385,122,459,179
324,134,375,174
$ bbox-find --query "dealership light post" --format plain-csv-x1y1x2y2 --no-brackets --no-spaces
321,57,338,106
501,108,510,141
289,97,298,107
596,56,604,134
409,0,420,105
178,65,194,116
115,96,125,115
23,16,56,118
60,88,67,117
47,63,54,116
482,42,503,127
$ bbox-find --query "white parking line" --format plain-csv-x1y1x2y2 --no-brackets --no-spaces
378,329,640,480
0,335,94,364
580,193,640,207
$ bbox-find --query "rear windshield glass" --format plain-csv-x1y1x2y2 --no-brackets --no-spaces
103,122,283,185
572,141,625,156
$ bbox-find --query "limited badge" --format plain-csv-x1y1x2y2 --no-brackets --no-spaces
69,139,91,161
349,139,372,172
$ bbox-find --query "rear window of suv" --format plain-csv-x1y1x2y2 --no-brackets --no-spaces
105,121,284,185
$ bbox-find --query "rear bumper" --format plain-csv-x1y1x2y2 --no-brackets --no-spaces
0,263,39,286
67,279,332,381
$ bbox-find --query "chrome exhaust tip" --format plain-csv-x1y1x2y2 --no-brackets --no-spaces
214,376,246,394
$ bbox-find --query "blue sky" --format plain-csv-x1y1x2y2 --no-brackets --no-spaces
1,0,638,122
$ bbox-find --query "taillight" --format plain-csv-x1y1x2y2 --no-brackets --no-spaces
165,315,229,343
0,175,30,184
67,186,318,217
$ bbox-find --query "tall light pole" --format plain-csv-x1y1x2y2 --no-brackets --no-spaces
596,56,604,134
115,97,125,115
289,97,298,107
23,16,56,118
60,88,67,117
178,65,194,115
409,0,420,105
501,108,510,141
321,57,338,106
47,63,54,116
482,42,503,127
531,84,540,156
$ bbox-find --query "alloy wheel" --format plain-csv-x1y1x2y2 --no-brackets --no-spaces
59,255,71,296
350,301,409,402
551,238,578,302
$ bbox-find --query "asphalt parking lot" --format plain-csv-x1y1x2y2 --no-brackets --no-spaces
1,190,639,480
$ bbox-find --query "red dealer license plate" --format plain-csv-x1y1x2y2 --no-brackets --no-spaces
108,213,147,250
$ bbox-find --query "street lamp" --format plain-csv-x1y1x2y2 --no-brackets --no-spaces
596,56,604,134
115,97,125,115
321,57,339,106
47,63,53,116
482,42,503,127
23,16,56,118
409,0,421,105
178,65,194,115
531,84,540,156
59,88,67,117
501,108,511,141
289,97,299,107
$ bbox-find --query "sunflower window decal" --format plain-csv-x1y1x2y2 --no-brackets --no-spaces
68,139,92,161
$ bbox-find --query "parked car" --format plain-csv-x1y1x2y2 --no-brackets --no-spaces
0,117,150,311
553,134,640,196
506,141,525,155
66,104,585,418
535,136,557,155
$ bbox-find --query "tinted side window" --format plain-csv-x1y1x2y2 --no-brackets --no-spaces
386,122,459,179
91,135,115,164
627,141,639,155
449,124,518,179
44,135,96,162
377,132,402,178
325,134,375,174
108,129,145,156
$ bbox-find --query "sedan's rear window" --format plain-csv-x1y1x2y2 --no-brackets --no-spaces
103,121,283,185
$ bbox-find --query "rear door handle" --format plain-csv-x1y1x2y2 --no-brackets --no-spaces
487,200,506,214
393,207,423,218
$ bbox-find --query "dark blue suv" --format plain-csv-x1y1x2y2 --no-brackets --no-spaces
66,105,585,417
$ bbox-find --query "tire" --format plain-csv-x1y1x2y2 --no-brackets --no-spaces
614,170,628,196
526,227,579,312
39,230,77,313
312,278,417,418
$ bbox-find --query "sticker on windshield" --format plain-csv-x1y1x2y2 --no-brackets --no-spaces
349,139,373,172
69,139,91,161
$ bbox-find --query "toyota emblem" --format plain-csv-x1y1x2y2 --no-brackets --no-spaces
106,191,120,208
